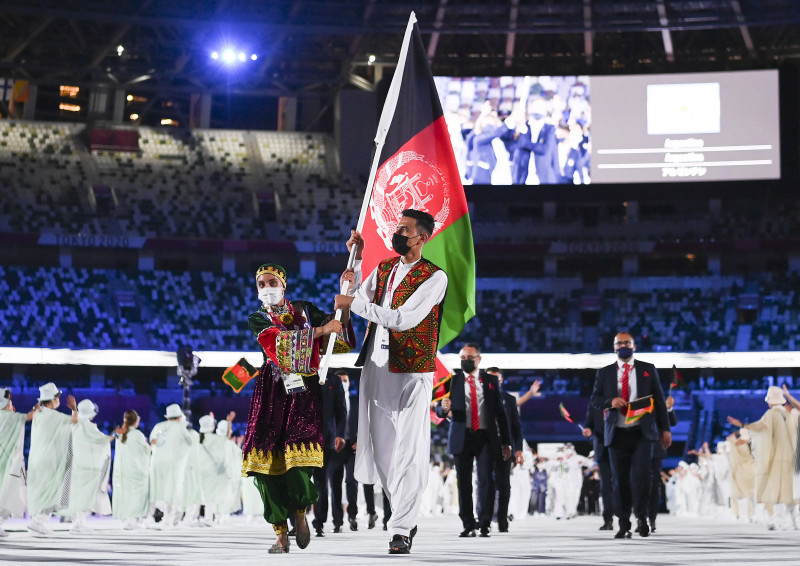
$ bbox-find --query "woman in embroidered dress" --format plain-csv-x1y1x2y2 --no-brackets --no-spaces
241,263,355,554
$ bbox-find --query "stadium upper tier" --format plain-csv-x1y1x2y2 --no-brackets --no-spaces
1,265,798,354
0,120,364,243
2,121,799,247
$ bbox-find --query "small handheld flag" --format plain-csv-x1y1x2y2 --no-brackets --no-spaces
559,402,574,423
671,365,684,390
625,395,655,425
222,358,258,393
432,352,453,403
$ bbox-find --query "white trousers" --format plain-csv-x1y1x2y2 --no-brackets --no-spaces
354,360,432,537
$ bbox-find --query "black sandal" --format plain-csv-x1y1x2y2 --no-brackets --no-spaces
295,511,311,550
388,534,411,554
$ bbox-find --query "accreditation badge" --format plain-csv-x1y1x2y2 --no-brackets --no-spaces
282,372,307,395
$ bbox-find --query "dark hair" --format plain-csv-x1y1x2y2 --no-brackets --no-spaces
121,410,138,444
486,366,502,376
462,342,482,354
615,331,635,344
335,370,349,378
401,209,435,237
199,433,206,444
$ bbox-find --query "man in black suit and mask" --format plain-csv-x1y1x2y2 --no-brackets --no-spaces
486,367,523,533
437,343,512,538
591,332,671,540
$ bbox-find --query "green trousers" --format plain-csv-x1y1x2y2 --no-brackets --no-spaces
253,467,319,525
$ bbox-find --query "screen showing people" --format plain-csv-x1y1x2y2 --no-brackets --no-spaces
434,69,779,186
434,75,591,186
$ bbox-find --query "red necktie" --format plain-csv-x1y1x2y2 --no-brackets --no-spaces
620,363,631,416
468,374,479,431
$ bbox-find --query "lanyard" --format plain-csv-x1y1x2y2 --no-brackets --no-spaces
386,262,401,300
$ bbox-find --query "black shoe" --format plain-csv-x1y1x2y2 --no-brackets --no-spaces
479,526,491,538
333,525,342,534
349,518,358,531
649,519,656,533
314,528,325,537
409,525,417,549
637,518,650,538
368,513,378,529
459,527,476,538
614,520,632,539
498,524,509,533
288,527,297,536
599,520,614,531
388,534,411,555
383,523,388,531
296,516,311,549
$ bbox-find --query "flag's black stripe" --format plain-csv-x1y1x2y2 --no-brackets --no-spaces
378,22,445,167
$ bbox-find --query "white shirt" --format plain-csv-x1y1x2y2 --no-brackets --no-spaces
616,358,638,428
351,256,448,370
463,369,487,430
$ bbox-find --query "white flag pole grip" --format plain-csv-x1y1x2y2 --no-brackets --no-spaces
317,244,358,384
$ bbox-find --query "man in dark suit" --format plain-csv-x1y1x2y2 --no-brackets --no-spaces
487,367,524,532
437,343,512,537
311,371,347,537
590,332,671,540
329,370,380,532
582,402,615,531
501,97,560,185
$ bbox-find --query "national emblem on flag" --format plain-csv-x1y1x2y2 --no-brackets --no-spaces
625,396,655,425
221,358,258,393
357,12,476,349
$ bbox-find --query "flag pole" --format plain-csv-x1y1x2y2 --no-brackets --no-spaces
317,12,418,384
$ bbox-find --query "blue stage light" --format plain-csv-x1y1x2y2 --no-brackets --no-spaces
211,51,219,60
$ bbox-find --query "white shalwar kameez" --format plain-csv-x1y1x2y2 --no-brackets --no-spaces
112,428,151,524
351,257,448,537
63,418,112,530
149,419,193,522
27,407,74,522
194,433,231,518
0,410,27,530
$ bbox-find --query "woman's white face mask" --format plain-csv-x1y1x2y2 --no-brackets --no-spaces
258,287,284,307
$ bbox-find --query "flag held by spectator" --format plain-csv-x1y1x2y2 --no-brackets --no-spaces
357,12,476,349
222,358,258,393
559,402,574,423
625,395,655,425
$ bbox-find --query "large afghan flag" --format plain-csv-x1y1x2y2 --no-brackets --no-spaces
358,12,475,349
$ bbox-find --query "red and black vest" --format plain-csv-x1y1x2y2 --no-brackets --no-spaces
355,257,444,373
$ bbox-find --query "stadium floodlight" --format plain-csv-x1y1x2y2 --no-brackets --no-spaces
368,54,376,65
117,44,124,56
211,51,219,60
251,53,258,61
222,49,236,64
238,52,246,62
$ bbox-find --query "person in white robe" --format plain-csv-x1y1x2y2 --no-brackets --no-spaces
180,424,202,527
216,418,242,519
112,410,150,529
728,385,800,529
508,441,535,523
193,414,231,525
563,443,589,519
149,403,193,527
0,388,39,536
335,212,448,555
547,448,572,519
26,382,78,536
727,430,756,521
63,399,115,533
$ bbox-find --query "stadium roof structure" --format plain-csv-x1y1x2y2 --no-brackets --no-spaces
1,0,800,100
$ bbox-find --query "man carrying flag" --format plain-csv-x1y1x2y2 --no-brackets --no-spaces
590,332,671,540
332,11,474,556
336,210,447,554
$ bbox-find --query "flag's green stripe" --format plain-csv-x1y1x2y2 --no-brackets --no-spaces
223,370,243,390
422,213,476,349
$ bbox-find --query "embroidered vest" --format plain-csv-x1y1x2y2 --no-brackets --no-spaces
355,257,444,373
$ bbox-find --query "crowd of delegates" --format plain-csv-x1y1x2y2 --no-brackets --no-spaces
0,383,253,536
664,385,800,531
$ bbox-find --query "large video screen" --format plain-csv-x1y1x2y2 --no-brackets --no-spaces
434,70,779,185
